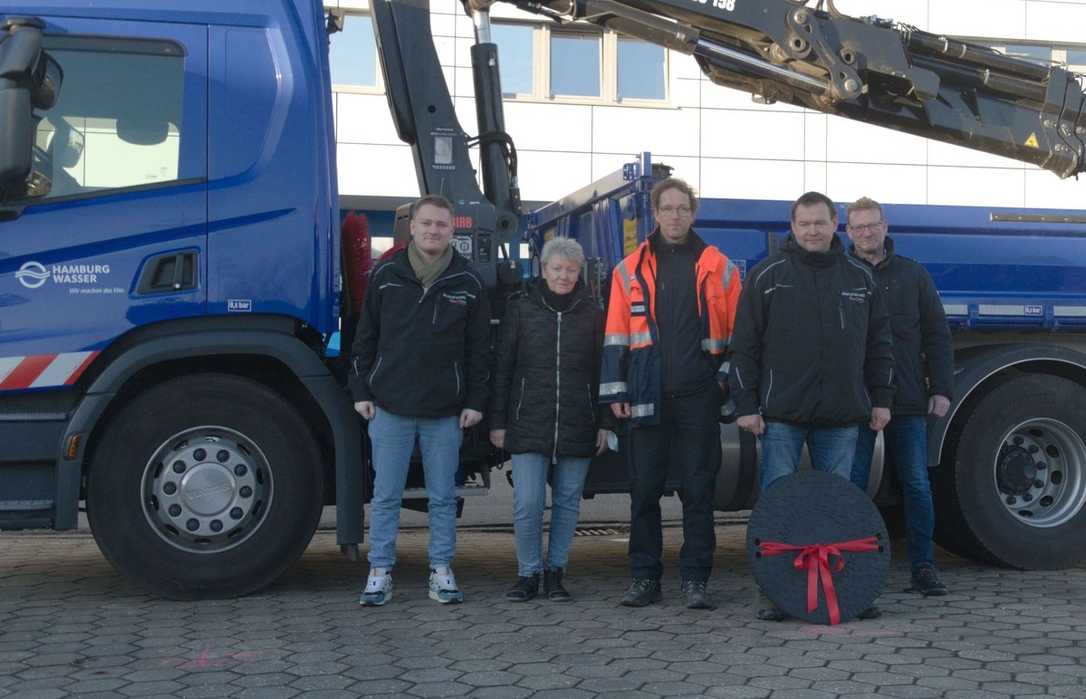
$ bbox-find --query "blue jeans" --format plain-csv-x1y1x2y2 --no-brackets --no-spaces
759,421,859,492
367,408,462,569
511,452,590,577
851,415,934,571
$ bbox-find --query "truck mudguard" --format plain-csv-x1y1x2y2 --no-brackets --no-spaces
931,343,1086,468
53,316,362,535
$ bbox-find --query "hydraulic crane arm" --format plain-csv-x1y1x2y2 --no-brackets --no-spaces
501,0,1085,178
366,0,521,288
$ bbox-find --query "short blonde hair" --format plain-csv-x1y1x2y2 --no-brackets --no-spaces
540,237,586,269
846,196,884,224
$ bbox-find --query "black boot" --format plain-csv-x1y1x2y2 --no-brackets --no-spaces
506,574,539,602
544,568,571,602
620,578,662,607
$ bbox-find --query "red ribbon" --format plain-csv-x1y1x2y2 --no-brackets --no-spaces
758,537,881,625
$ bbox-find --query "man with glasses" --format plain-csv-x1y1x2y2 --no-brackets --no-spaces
846,196,953,597
601,177,742,609
729,191,895,620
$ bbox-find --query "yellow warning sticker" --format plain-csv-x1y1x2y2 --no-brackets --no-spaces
1024,132,1039,148
623,217,638,256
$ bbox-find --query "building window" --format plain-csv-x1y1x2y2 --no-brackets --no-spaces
330,13,379,89
1000,44,1053,65
617,37,666,101
35,37,184,200
492,23,534,96
550,32,601,97
1067,48,1086,67
490,22,667,105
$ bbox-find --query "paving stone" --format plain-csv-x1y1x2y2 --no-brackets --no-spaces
979,682,1049,695
289,674,353,691
236,689,299,699
641,680,708,695
516,673,581,690
468,687,533,698
576,676,646,693
870,687,944,698
704,688,771,698
408,681,473,694
119,681,185,695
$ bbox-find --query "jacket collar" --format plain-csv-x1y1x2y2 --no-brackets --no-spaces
848,235,896,270
528,277,591,312
388,244,470,285
647,227,707,258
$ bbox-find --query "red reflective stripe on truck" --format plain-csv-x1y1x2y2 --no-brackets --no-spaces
0,351,101,391
0,355,57,390
65,351,100,385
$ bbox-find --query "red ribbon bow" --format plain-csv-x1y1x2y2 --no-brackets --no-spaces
757,537,881,625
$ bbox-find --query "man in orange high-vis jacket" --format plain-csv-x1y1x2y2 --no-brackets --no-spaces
601,177,742,610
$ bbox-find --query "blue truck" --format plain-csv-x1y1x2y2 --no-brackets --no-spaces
1,0,1085,597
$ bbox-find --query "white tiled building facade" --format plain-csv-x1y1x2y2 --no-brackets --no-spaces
326,0,1086,211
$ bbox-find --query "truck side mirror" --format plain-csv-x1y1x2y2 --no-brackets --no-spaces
0,17,63,203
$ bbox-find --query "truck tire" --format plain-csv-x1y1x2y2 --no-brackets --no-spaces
86,373,323,598
934,374,1086,569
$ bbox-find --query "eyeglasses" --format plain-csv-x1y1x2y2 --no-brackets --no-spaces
849,221,884,232
657,206,692,217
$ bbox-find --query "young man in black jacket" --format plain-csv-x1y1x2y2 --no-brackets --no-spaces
847,197,953,597
730,190,895,620
350,194,491,607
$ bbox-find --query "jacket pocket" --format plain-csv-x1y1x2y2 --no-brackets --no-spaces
453,361,463,398
586,383,595,413
515,377,526,421
433,292,470,333
762,368,775,411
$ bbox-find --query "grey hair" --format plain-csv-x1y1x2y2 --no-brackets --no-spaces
540,237,586,269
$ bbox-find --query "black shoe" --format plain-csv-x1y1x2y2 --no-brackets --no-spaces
544,568,571,602
681,580,716,610
756,606,788,622
506,574,539,602
858,606,882,620
620,578,662,607
911,564,948,596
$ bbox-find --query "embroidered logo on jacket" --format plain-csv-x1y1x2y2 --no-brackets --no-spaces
840,289,869,303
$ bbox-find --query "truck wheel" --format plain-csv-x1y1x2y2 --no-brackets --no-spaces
87,373,323,598
935,374,1086,569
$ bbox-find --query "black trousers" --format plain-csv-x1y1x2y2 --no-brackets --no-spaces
627,385,722,582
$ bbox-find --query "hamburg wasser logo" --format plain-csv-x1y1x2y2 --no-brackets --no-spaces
15,262,50,289
14,260,114,293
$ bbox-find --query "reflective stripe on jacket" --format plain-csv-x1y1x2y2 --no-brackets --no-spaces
599,230,742,426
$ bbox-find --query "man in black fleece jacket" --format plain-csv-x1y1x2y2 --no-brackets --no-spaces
846,197,953,597
730,191,895,486
349,194,490,608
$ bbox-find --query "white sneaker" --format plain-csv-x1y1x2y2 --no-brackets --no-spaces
428,565,464,604
360,567,393,606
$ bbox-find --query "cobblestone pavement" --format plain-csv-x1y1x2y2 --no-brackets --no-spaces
2,524,1086,698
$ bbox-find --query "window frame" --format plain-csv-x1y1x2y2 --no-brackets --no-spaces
490,20,670,107
26,33,198,205
328,10,384,95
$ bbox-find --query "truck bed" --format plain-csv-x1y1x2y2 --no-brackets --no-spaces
529,154,1086,333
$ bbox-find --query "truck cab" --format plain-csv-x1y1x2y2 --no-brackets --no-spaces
0,2,356,597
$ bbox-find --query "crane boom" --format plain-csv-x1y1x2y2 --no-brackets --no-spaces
504,0,1085,179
